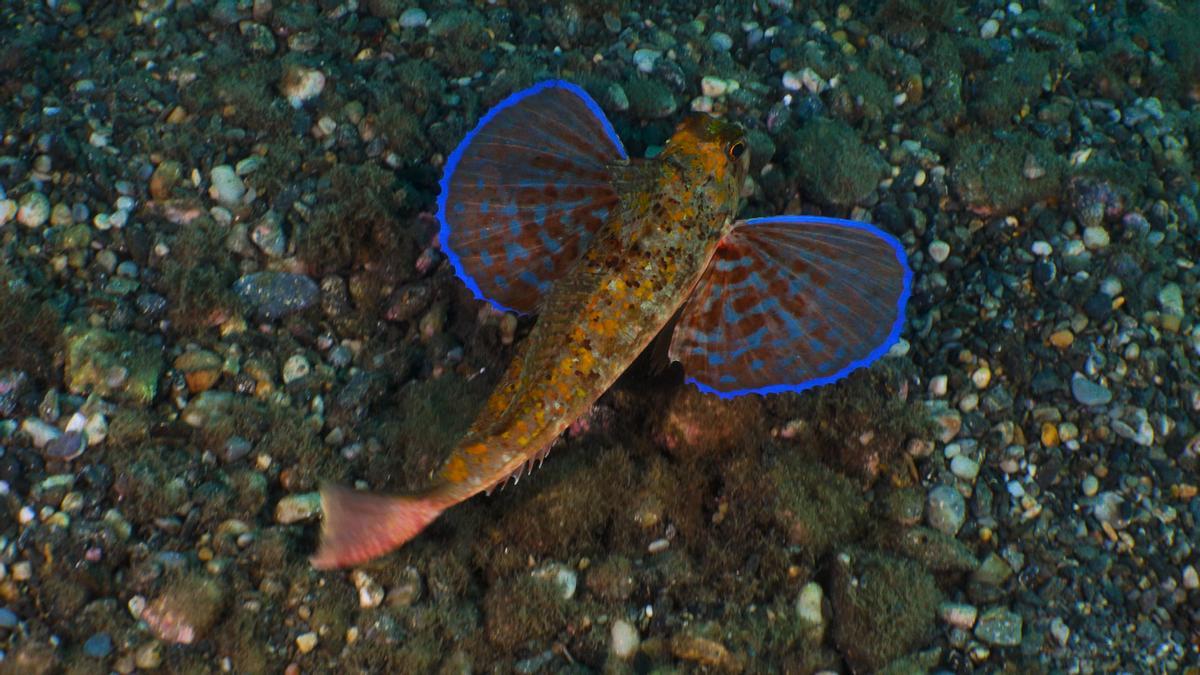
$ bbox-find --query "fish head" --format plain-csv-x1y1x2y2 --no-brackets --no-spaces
661,113,750,196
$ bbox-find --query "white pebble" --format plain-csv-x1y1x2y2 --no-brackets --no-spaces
21,418,61,448
950,455,980,481
17,192,50,228
1031,240,1052,256
295,632,318,654
12,561,32,581
283,66,326,108
351,570,385,608
928,240,950,263
399,7,427,28
611,619,640,659
1082,225,1109,250
980,18,1000,39
796,582,824,625
1081,474,1099,497
1049,617,1070,646
929,375,949,397
690,96,714,113
282,354,311,384
647,538,669,554
0,199,16,226
1183,565,1199,590
940,601,978,629
972,366,992,389
275,492,321,524
208,166,245,208
701,76,729,98
782,70,803,91
633,49,661,74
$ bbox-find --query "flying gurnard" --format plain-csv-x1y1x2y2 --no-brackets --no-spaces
311,80,912,569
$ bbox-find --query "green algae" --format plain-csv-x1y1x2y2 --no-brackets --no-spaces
483,574,569,651
972,50,1052,127
0,276,62,384
830,548,941,673
159,215,242,335
63,325,163,407
769,454,869,560
949,130,1065,217
790,118,887,207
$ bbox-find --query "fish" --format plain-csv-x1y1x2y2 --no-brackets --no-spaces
310,80,912,569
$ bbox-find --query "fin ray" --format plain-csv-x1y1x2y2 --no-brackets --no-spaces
670,216,912,397
437,80,626,314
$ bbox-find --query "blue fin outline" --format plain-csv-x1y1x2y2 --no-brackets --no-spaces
436,80,627,314
684,215,912,399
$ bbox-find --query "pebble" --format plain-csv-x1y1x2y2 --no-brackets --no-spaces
1082,225,1110,250
708,31,733,52
209,165,245,208
17,192,50,228
939,602,978,630
611,619,639,659
796,582,824,626
701,76,732,98
1049,330,1074,349
1031,240,1053,256
351,570,385,608
1183,565,1199,590
1158,283,1184,317
234,272,319,320
980,18,1001,39
1071,373,1112,406
633,48,661,73
950,455,980,482
135,641,163,669
296,631,318,654
21,417,61,448
282,66,326,108
927,485,966,536
282,355,311,384
1081,474,1099,497
399,7,427,28
928,240,950,263
83,632,113,658
44,430,86,461
929,375,948,397
1049,617,1070,647
275,492,321,524
971,366,991,389
974,607,1023,647
0,607,17,628
532,563,577,600
0,198,16,226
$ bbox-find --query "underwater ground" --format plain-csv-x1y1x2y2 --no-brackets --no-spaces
1,0,1199,672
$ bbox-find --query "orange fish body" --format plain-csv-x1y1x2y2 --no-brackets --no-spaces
312,82,910,569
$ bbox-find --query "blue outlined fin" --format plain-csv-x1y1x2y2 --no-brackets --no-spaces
669,216,912,398
437,80,627,314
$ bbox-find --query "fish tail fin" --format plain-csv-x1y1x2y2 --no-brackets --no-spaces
310,484,445,570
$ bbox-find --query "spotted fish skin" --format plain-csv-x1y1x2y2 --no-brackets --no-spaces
435,115,749,500
310,114,749,569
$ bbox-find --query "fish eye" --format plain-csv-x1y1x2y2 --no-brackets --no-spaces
727,140,746,160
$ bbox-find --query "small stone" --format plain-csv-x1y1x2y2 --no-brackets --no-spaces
1158,283,1184,317
928,240,950,263
927,484,966,535
1049,617,1070,647
134,641,163,669
17,192,50,228
0,198,16,226
175,350,223,394
939,602,978,630
351,570,385,608
980,18,1000,39
281,65,326,108
21,417,61,448
387,566,424,607
532,563,577,600
929,375,948,397
83,632,113,658
950,455,980,482
208,165,245,208
1049,329,1074,348
1183,565,1199,590
796,581,825,628
0,607,19,628
141,575,227,644
932,407,962,443
150,161,183,200
234,272,319,320
44,430,86,461
399,7,427,28
1082,225,1109,250
611,619,639,659
1071,373,1111,406
296,631,318,654
282,355,311,384
972,552,1014,586
701,76,730,98
971,366,991,389
12,561,32,580
633,48,661,73
276,492,321,524
974,606,1022,647
708,31,733,52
